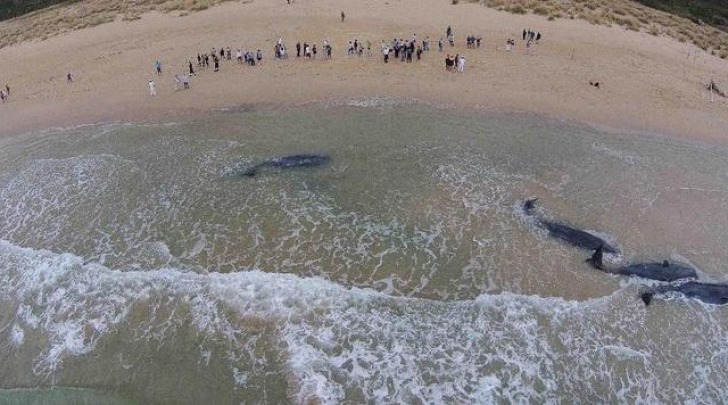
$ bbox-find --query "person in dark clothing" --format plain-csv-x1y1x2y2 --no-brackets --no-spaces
522,29,526,40
341,11,345,22
214,56,220,72
189,61,195,75
296,42,301,57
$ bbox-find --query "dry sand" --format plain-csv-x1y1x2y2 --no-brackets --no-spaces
0,0,727,142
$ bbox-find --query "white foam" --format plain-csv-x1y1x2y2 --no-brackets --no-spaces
2,239,728,403
592,143,645,165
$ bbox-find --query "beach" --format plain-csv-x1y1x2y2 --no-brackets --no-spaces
0,0,726,141
3,1,728,403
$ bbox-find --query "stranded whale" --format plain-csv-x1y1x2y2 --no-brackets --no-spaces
236,154,331,177
641,281,728,306
522,199,618,254
587,246,697,282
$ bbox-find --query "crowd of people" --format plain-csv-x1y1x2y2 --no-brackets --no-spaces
380,36,426,63
523,28,542,42
136,23,542,98
466,35,482,49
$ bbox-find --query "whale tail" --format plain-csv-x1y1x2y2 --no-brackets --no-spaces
640,291,654,306
523,198,539,214
586,245,605,270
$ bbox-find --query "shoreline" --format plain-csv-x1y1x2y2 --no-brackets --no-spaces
0,0,727,143
5,96,724,152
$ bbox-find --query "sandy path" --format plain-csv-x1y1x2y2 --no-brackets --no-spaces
0,0,726,142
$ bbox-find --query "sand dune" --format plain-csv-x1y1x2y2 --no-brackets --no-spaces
0,0,726,141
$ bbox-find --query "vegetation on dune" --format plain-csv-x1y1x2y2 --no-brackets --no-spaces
475,0,728,58
0,0,73,21
0,0,240,48
634,0,728,31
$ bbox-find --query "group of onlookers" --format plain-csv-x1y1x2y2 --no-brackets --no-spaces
144,24,543,97
522,28,542,42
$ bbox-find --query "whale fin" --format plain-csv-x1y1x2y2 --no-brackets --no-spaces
523,198,539,214
587,245,605,270
640,292,654,306
662,260,669,267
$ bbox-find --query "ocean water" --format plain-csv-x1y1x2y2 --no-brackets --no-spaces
1,100,728,403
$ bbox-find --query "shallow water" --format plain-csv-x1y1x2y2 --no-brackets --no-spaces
1,100,728,403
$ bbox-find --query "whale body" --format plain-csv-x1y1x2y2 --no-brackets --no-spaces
237,154,330,177
587,246,696,282
641,281,728,306
522,199,618,254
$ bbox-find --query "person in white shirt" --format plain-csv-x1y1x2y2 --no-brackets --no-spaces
457,55,465,72
148,80,156,96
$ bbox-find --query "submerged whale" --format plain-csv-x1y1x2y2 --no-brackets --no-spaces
587,246,697,282
641,281,728,306
522,199,619,254
237,154,331,177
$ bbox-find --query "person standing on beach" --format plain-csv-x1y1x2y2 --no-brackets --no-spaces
457,55,465,72
189,61,195,75
296,42,301,58
148,80,156,97
155,60,162,75
67,72,74,83
214,56,220,71
341,11,345,22
256,49,263,64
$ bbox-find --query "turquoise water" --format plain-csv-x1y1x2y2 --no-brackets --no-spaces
1,100,728,403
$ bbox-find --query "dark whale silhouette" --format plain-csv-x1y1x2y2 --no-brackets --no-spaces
641,281,728,306
237,154,330,177
522,199,618,254
587,245,697,282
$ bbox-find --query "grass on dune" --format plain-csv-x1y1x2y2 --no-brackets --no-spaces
475,0,728,59
0,0,240,49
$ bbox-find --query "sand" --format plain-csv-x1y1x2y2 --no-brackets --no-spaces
0,0,727,142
